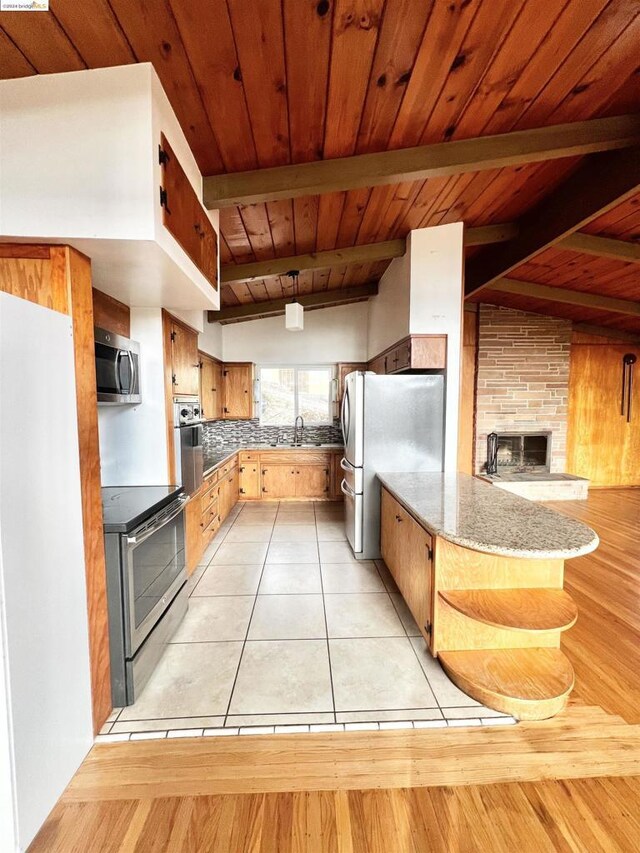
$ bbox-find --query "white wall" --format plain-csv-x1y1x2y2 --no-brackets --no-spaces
367,249,410,359
408,223,464,472
98,308,169,486
220,302,369,364
0,293,94,851
199,315,223,359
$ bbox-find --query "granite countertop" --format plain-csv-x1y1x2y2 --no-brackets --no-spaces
203,443,344,476
377,472,599,559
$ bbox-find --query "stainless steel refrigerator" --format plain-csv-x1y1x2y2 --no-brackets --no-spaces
340,371,444,559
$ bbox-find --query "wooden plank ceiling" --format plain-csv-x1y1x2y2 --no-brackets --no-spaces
1,0,639,323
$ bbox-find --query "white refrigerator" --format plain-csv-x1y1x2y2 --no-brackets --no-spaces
340,371,444,559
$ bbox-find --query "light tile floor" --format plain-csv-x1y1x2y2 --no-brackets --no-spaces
98,501,515,742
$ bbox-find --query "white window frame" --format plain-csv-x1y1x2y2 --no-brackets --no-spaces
258,364,336,426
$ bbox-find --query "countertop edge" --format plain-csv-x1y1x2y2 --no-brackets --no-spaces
203,445,344,477
377,474,600,560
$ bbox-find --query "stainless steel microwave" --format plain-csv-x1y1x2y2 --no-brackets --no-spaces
95,326,141,404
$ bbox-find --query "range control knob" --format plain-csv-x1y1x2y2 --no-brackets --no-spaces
180,408,190,418
193,406,201,417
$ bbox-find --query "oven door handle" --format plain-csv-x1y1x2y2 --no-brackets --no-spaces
126,495,188,546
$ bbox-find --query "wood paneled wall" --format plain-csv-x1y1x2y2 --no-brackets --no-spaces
92,287,130,337
567,332,640,487
0,244,111,734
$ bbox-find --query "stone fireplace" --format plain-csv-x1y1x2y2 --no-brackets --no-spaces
475,305,571,475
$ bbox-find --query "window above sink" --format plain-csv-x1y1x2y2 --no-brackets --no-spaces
258,365,335,426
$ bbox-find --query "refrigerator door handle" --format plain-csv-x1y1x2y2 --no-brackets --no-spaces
340,457,355,473
340,478,356,499
341,384,350,447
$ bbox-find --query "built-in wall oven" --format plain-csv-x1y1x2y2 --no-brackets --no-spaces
174,396,205,496
103,485,188,706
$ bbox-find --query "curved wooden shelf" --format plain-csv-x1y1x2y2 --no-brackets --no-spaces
439,588,578,633
438,648,575,721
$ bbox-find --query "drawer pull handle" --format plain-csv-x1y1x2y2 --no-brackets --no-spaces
396,515,402,522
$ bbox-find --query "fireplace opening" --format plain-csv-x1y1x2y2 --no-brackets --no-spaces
487,431,551,474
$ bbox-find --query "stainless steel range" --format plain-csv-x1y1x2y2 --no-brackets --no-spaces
102,485,188,706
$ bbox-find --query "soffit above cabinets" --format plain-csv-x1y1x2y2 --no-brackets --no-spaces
0,64,220,311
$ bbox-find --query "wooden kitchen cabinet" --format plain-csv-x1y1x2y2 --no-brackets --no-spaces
337,362,367,404
170,318,200,396
381,488,433,644
159,133,218,292
200,351,223,420
261,464,296,498
185,492,202,576
239,459,261,499
223,362,255,419
295,464,330,498
368,335,447,375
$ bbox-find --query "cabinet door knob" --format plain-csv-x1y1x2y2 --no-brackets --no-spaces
396,515,402,522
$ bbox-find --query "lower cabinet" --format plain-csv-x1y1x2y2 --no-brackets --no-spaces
295,464,330,498
261,464,296,499
185,456,239,574
380,487,434,645
239,459,260,499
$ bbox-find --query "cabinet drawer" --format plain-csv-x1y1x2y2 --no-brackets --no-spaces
203,469,218,487
201,502,219,532
201,482,219,514
259,451,330,465
239,451,259,463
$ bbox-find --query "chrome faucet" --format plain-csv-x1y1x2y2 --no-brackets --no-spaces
293,415,304,445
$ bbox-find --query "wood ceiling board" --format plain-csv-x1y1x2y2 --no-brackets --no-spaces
499,0,640,132
465,145,640,295
108,0,224,175
227,0,289,169
203,115,640,207
511,249,640,300
316,193,347,251
584,193,640,239
415,0,524,146
542,9,640,127
0,27,35,78
323,0,385,160
292,196,319,254
51,0,136,68
353,0,434,155
386,0,478,150
166,0,253,173
449,0,571,142
236,205,276,262
266,200,295,259
0,11,86,73
283,0,332,164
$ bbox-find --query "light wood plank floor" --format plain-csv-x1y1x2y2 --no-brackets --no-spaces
30,490,640,851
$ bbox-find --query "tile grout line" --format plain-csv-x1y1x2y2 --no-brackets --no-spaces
315,502,337,724
222,501,278,727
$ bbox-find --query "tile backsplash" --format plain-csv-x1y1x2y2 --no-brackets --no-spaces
203,418,343,449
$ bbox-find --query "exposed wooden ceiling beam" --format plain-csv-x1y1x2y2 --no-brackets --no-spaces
491,277,640,317
209,283,379,324
465,146,640,297
560,232,640,263
203,115,640,208
221,224,517,285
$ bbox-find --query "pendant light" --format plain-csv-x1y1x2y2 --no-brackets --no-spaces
285,269,304,332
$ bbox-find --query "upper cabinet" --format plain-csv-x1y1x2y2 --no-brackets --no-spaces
159,134,218,293
337,363,367,405
368,335,447,375
0,64,220,311
223,363,255,420
170,320,200,397
200,352,224,420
